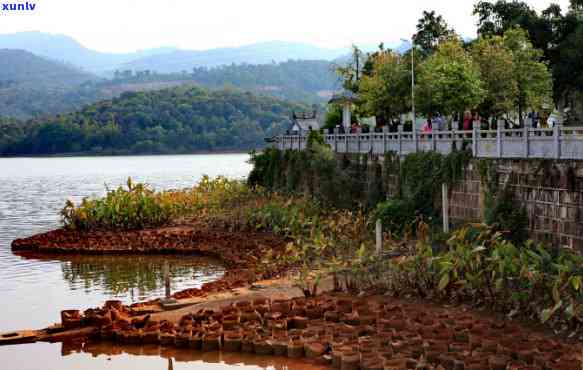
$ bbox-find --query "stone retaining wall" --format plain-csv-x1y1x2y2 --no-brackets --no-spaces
337,153,583,252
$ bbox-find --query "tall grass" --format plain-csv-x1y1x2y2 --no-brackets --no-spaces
60,176,253,231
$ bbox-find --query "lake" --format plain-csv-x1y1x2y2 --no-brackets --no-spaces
0,154,323,369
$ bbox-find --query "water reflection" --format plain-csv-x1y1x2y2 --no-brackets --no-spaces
15,252,224,302
0,341,327,370
65,340,327,370
0,154,250,331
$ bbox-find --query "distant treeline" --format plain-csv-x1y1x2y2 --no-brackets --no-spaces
0,50,337,120
0,86,306,156
106,60,340,103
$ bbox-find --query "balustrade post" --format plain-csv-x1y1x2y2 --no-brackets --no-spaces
523,126,529,158
414,127,419,153
497,124,502,158
472,127,478,156
357,129,361,153
345,131,348,153
382,126,389,153
333,128,339,153
554,125,561,159
398,126,403,155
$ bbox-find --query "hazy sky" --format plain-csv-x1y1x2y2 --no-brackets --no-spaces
0,0,572,52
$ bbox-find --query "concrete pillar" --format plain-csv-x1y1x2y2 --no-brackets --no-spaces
442,183,450,233
497,124,502,158
376,219,383,255
164,261,171,299
342,104,351,131
554,125,561,159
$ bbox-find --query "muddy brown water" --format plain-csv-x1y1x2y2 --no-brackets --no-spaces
0,341,327,370
0,154,313,369
0,343,326,370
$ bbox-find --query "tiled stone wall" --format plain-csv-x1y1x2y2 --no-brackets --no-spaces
448,162,482,223
338,154,583,251
449,159,583,251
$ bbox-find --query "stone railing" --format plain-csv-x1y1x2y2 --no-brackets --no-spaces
276,126,583,160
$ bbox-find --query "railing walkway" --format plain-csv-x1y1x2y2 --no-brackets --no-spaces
276,126,583,160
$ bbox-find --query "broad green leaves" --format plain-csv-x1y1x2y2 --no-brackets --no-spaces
417,39,485,116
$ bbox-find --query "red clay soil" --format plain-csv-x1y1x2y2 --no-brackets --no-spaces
61,293,582,370
11,223,290,303
11,224,287,270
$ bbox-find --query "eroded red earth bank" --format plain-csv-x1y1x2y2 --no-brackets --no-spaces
9,225,583,369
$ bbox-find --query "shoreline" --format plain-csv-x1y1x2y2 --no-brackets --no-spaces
4,222,583,369
11,221,287,270
0,149,254,159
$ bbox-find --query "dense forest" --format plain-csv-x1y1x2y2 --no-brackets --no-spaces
0,52,337,119
106,60,340,104
0,86,306,156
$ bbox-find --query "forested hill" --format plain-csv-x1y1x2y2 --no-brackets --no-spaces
0,86,306,156
0,52,335,119
104,60,340,104
0,49,95,85
0,49,99,119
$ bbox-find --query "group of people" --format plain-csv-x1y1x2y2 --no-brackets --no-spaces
420,110,556,133
323,110,558,136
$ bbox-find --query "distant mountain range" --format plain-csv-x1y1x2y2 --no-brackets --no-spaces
0,31,413,75
122,41,348,74
0,32,414,119
0,49,95,86
0,32,176,74
0,49,102,119
0,49,339,119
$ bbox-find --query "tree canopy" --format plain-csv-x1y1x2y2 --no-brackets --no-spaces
0,86,306,156
416,39,485,116
358,50,410,124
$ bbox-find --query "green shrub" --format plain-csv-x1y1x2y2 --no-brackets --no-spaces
61,176,251,231
373,199,416,237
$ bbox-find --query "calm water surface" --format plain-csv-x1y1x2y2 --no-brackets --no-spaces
0,154,318,370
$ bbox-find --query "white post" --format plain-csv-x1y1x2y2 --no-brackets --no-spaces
164,261,171,299
497,124,502,158
523,126,529,158
398,125,403,155
554,125,561,159
375,219,383,255
343,103,351,132
442,183,449,233
472,127,478,157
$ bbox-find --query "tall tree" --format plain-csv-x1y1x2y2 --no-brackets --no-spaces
416,39,485,117
473,1,537,36
471,35,518,117
336,45,366,93
473,1,553,59
413,11,455,54
358,51,410,124
503,28,553,123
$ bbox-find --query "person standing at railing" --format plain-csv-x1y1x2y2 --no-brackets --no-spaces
463,111,473,131
422,118,433,133
434,113,445,131
453,113,462,131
